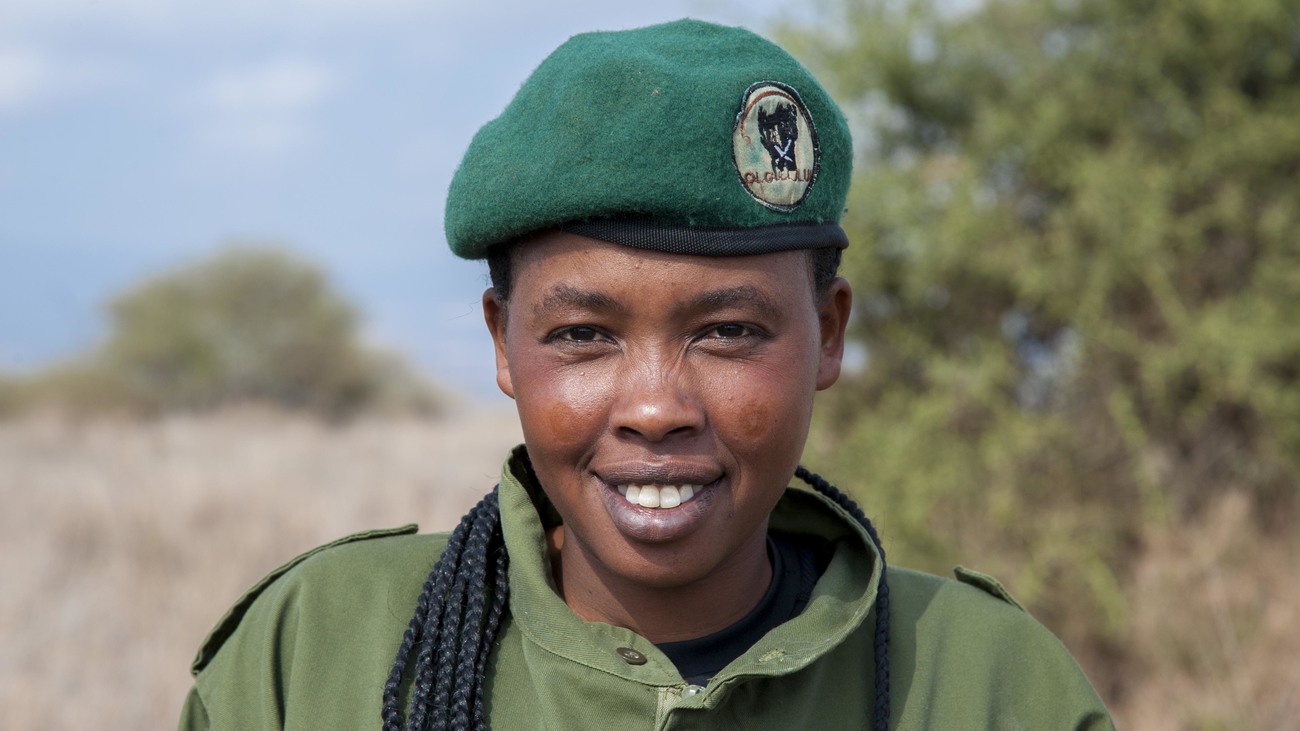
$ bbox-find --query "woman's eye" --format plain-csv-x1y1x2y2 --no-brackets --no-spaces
557,326,604,342
709,323,750,339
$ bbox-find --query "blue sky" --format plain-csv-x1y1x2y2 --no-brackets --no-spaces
0,0,797,402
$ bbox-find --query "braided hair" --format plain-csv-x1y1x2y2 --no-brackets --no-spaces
382,488,509,731
796,466,892,731
381,466,891,731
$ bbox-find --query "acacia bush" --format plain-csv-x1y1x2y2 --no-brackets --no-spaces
9,246,447,419
783,0,1300,703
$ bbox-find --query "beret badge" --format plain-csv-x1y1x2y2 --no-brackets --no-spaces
732,81,821,213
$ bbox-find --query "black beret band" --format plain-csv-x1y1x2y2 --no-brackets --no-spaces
561,218,848,257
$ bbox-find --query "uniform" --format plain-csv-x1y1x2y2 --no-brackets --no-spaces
181,448,1113,730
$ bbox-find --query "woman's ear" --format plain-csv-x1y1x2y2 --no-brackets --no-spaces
816,277,853,391
482,289,515,399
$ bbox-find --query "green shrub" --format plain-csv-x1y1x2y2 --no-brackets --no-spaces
785,0,1300,654
8,245,448,420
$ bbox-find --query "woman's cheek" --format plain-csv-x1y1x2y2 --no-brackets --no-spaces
736,399,777,443
515,360,615,457
701,356,816,464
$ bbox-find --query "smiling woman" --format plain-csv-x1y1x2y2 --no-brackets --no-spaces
179,18,1114,731
486,234,850,638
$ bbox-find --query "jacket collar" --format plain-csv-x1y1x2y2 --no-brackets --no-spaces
497,446,883,687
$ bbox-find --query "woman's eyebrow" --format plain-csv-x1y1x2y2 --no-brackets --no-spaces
535,284,626,316
534,283,784,321
677,285,784,321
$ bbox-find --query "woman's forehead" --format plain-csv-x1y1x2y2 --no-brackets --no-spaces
511,232,813,286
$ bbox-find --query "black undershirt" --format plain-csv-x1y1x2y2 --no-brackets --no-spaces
654,532,827,686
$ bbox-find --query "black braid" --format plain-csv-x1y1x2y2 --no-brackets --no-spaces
383,487,508,731
382,505,475,731
440,502,498,728
406,504,475,731
795,466,892,731
471,544,509,728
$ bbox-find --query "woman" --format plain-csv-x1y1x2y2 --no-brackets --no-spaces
181,19,1113,731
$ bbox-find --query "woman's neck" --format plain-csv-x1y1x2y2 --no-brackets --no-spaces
547,525,774,644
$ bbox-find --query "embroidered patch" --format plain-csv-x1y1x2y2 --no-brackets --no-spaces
732,81,820,212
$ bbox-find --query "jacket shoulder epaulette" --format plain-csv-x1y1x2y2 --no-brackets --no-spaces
190,524,421,675
952,565,1027,611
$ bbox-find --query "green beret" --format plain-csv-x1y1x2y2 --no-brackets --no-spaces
445,18,853,259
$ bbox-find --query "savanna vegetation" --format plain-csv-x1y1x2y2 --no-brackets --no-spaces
4,2,1299,728
0,246,446,420
783,0,1300,727
1,247,471,730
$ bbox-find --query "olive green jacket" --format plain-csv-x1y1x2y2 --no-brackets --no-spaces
181,451,1114,730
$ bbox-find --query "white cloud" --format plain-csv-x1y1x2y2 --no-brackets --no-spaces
2,0,433,37
1,0,777,46
0,46,50,113
0,45,132,116
196,59,335,116
186,58,339,156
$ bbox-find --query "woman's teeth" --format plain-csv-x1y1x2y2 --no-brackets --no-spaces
616,484,699,509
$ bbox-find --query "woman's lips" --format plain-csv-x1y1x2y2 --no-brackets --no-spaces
596,473,722,543
594,462,721,487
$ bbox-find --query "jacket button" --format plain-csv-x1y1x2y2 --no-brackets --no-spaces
616,647,647,665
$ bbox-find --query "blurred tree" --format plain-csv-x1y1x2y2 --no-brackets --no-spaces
783,0,1300,671
85,245,445,418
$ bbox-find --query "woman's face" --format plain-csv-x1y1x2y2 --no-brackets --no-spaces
484,231,851,621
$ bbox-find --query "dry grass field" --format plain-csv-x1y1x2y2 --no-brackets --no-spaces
0,407,522,730
2,407,1297,729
